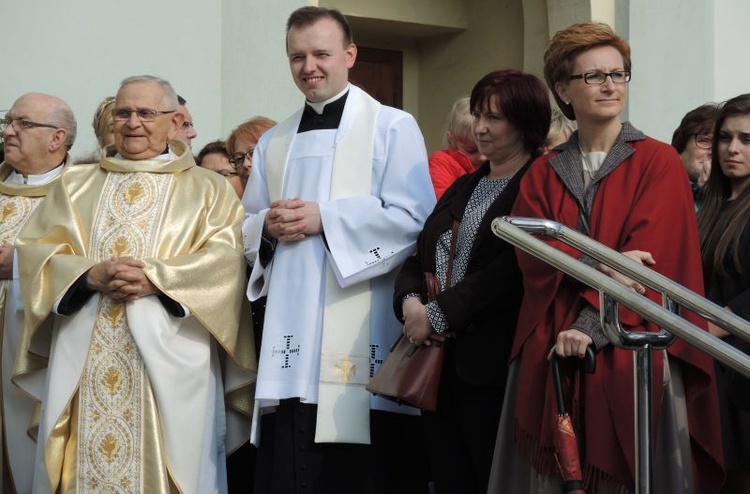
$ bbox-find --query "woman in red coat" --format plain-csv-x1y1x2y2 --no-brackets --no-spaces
488,22,724,493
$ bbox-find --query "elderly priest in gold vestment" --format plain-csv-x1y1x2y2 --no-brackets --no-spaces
14,75,252,494
0,92,76,494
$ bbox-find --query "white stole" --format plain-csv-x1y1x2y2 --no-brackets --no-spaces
265,87,381,444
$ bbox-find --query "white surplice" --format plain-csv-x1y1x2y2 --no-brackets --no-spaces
243,85,436,445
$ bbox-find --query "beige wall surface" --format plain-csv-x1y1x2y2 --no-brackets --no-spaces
325,0,528,153
417,0,526,154
324,0,468,29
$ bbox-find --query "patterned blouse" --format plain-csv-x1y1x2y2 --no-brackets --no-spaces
427,176,510,333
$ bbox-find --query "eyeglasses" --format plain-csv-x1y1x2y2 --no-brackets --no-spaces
569,70,632,85
0,116,59,133
112,107,176,122
229,148,255,167
692,134,713,149
182,121,194,130
216,169,239,178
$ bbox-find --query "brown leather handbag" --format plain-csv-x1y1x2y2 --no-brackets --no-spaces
366,221,458,411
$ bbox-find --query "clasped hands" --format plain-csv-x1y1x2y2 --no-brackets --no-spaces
264,198,322,243
86,257,156,302
401,296,448,347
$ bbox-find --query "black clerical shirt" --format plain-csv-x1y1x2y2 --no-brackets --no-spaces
297,91,349,133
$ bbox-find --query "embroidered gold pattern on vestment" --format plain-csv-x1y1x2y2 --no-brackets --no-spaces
77,172,172,492
0,194,44,243
334,357,356,382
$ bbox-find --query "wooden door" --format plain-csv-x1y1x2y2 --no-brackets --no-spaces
349,47,403,109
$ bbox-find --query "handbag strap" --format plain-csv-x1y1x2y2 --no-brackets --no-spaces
445,219,459,288
424,219,459,302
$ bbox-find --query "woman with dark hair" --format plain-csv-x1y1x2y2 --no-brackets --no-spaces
393,69,550,493
699,93,750,494
489,22,724,493
197,139,245,198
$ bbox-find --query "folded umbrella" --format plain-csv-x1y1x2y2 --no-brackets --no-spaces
551,346,596,494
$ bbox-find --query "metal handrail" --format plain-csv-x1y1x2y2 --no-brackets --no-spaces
491,216,750,494
491,216,750,377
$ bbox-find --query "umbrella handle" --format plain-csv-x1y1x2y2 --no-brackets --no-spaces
551,346,596,414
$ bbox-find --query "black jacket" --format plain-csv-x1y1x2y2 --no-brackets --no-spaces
393,158,532,386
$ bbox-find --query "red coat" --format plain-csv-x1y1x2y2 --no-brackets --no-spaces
429,148,477,200
510,123,724,493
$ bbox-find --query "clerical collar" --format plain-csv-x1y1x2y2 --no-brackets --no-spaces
7,159,65,186
306,84,350,114
298,86,350,133
114,145,177,161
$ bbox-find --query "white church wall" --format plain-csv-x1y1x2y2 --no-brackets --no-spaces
626,0,714,143
2,0,303,159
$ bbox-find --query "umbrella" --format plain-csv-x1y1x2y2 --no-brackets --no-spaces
551,346,596,494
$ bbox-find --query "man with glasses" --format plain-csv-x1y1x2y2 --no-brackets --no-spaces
176,94,197,149
243,6,435,493
0,92,75,494
16,75,254,494
671,103,719,210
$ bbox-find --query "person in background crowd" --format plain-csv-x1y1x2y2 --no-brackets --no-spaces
394,69,550,494
198,139,244,198
429,96,486,199
227,116,276,186
224,116,278,494
672,103,719,210
242,6,435,493
177,94,198,148
698,93,750,494
15,75,253,494
93,95,116,150
0,92,76,494
74,95,116,164
489,21,724,494
543,104,576,153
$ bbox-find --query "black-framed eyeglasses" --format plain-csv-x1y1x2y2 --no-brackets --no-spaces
112,107,176,122
0,116,59,133
182,121,194,130
692,134,713,150
229,148,254,167
569,70,631,85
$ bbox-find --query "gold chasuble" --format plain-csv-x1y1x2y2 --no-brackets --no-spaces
0,160,63,493
15,142,254,494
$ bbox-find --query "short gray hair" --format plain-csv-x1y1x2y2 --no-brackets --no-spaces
49,102,77,151
119,75,179,109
